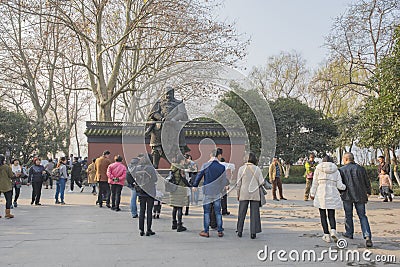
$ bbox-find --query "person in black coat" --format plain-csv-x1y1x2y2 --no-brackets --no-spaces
28,158,46,205
70,157,83,192
127,154,158,237
339,152,373,248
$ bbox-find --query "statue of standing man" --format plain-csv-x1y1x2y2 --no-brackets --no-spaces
145,87,190,169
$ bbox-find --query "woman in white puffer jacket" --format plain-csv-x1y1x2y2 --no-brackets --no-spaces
310,155,346,243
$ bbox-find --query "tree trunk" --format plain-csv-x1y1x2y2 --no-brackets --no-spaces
75,122,80,157
283,164,291,178
384,148,390,163
99,102,113,121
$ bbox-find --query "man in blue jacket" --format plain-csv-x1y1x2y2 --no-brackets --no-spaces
193,148,227,238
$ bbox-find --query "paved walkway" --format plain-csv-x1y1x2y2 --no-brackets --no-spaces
0,184,399,267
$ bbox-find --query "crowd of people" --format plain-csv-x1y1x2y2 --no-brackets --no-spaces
0,148,397,248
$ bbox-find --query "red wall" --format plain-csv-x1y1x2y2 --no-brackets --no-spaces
88,142,245,179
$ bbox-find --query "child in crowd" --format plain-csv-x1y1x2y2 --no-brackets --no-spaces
379,169,393,202
153,189,164,219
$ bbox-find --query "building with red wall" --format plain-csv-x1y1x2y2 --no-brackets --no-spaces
85,121,247,179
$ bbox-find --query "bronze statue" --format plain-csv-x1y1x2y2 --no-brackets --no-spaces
145,87,189,168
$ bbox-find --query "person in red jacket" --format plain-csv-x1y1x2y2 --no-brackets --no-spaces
107,155,127,211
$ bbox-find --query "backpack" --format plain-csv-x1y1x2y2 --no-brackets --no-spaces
130,165,152,194
52,167,61,181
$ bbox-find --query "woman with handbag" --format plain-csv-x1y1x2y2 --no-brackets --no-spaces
11,159,23,208
236,152,264,239
28,157,46,205
107,155,127,211
169,155,191,232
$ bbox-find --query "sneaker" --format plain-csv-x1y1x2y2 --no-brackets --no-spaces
156,214,160,219
378,195,385,199
330,229,339,242
80,186,84,193
61,201,66,205
280,197,287,200
389,195,393,202
273,198,279,201
68,190,73,193
115,208,121,212
13,201,17,208
132,215,138,218
383,198,388,202
199,231,209,238
218,231,224,237
322,234,331,243
55,200,60,204
366,237,373,247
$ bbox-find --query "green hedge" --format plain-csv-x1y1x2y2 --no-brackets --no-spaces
262,165,306,184
263,164,383,185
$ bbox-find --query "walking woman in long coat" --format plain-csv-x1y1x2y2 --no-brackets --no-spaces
0,155,14,218
310,155,346,243
236,152,264,239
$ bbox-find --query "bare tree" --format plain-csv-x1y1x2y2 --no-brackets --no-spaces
35,0,248,121
325,0,399,95
249,51,310,102
308,59,366,117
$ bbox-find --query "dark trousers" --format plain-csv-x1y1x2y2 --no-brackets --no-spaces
221,194,229,214
111,184,123,209
139,196,154,231
319,209,336,234
153,203,161,214
237,200,262,235
1,190,13,209
70,175,82,191
272,177,283,199
31,181,42,204
172,207,183,224
45,177,53,187
13,185,21,202
97,181,110,206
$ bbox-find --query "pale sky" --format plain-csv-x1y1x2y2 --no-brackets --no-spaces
218,0,354,72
